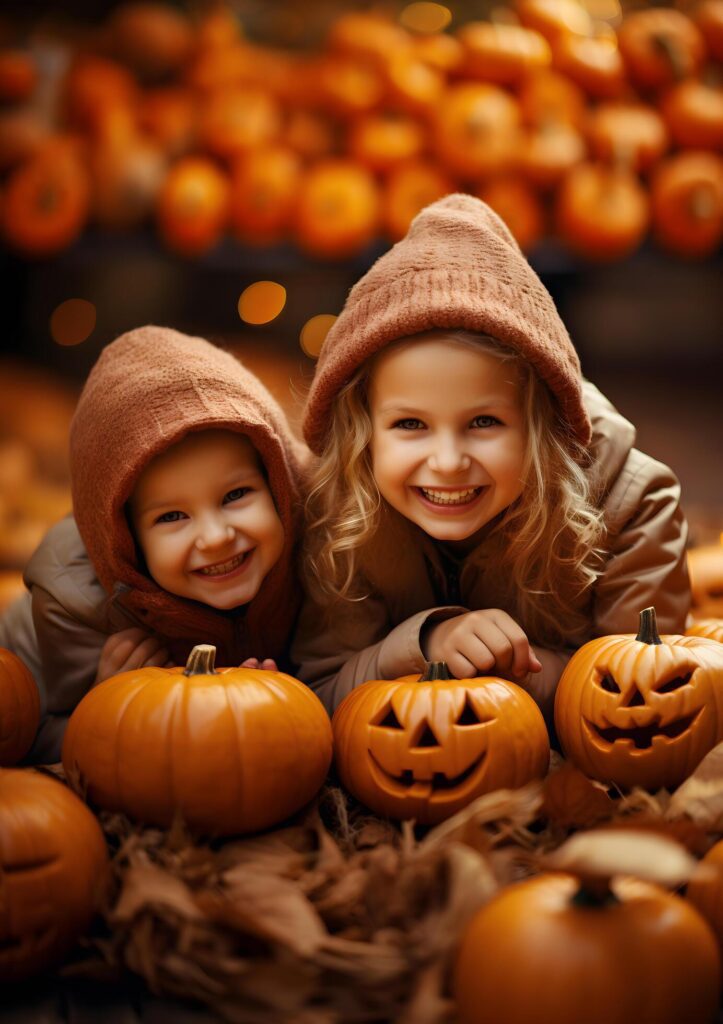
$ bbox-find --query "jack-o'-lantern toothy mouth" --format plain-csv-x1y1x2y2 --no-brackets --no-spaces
368,750,486,790
584,709,702,750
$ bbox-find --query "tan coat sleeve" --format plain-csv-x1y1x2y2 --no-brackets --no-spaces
594,448,690,637
291,592,466,715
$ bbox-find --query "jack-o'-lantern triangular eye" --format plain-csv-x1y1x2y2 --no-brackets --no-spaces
457,693,483,725
598,674,621,694
375,704,404,729
657,672,693,693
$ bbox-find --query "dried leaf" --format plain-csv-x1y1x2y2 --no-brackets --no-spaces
667,741,723,829
112,858,206,923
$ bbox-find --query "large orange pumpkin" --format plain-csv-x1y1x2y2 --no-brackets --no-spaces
650,151,723,259
433,82,521,180
661,80,723,152
454,831,720,1024
229,145,301,245
617,8,705,92
555,607,723,792
156,156,229,256
687,620,723,643
295,159,379,259
0,648,40,765
62,645,333,836
556,161,649,261
332,662,549,824
0,769,109,982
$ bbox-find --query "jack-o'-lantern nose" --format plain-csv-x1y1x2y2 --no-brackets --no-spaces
412,721,440,748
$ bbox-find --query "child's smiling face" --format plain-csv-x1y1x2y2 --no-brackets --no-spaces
130,430,284,610
368,333,527,543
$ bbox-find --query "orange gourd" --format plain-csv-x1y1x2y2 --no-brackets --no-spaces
695,0,723,61
517,121,586,189
229,145,301,244
688,542,723,618
687,620,723,643
413,32,464,74
138,88,199,158
198,87,282,161
286,109,336,161
332,661,549,824
454,831,720,1024
552,32,627,100
617,9,705,92
556,161,649,261
316,56,386,118
382,160,454,241
108,2,194,80
295,159,379,259
477,176,545,250
0,769,109,982
555,607,723,792
63,55,138,134
457,22,551,86
518,69,587,129
586,103,669,173
156,156,229,256
687,838,723,963
385,53,445,117
661,80,723,152
347,113,426,174
516,0,593,44
434,82,521,180
650,151,723,258
0,649,39,765
327,10,411,66
62,645,333,836
3,143,91,257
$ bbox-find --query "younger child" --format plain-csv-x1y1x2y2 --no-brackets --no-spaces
293,194,690,724
0,326,307,762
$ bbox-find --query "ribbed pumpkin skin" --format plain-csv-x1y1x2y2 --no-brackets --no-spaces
555,633,723,791
0,647,40,765
454,873,720,1024
62,664,333,835
0,769,109,982
333,674,549,824
687,619,723,644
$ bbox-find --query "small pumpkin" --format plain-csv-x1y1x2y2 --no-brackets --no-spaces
617,8,705,92
3,143,91,257
687,837,723,964
413,32,464,74
695,0,723,61
316,56,385,118
687,620,723,644
0,768,109,982
295,159,379,259
347,113,426,174
687,540,723,618
586,103,669,174
516,0,593,44
156,156,229,256
229,145,301,245
108,1,194,80
327,10,411,66
555,161,649,262
661,79,723,153
517,121,586,189
384,53,445,117
518,69,586,129
62,55,138,134
332,661,549,824
198,86,282,161
454,830,720,1024
0,648,40,765
433,82,521,180
555,607,723,792
382,159,454,242
551,32,627,100
138,87,199,158
650,151,723,259
457,22,551,86
62,645,333,836
477,176,545,250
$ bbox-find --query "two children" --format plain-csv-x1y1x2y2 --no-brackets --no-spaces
0,326,306,761
1,195,691,763
292,194,690,723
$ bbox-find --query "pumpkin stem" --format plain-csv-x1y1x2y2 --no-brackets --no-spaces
636,607,662,645
419,661,454,682
183,644,218,676
571,874,618,908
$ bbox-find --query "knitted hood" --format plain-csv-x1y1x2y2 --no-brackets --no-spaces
303,193,591,454
69,326,307,665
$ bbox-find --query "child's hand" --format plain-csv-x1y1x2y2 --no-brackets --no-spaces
95,628,171,685
240,657,278,671
422,609,542,681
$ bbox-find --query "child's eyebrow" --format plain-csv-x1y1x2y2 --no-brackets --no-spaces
376,397,519,414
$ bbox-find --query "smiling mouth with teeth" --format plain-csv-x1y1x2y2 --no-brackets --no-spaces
369,750,485,791
418,486,484,506
584,710,701,750
194,550,251,577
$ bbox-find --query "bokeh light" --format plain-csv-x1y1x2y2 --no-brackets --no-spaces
237,281,287,325
300,314,337,358
399,3,453,34
50,298,96,347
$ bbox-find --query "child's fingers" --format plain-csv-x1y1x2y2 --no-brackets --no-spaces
143,647,171,669
477,611,535,678
240,657,260,668
122,635,168,671
260,658,278,671
444,650,482,680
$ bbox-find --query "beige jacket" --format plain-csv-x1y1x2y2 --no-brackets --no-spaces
292,383,690,724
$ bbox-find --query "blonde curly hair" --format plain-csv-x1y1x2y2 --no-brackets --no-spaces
304,331,607,647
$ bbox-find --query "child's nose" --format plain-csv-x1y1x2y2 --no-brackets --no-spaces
195,515,235,550
428,435,471,474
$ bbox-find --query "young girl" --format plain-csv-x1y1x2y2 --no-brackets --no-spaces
0,326,307,762
293,194,690,724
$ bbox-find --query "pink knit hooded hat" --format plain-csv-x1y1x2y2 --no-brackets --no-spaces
303,193,591,453
70,326,308,666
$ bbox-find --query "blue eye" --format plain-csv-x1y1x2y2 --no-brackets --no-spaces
224,487,250,503
471,415,502,428
393,418,425,430
155,510,185,524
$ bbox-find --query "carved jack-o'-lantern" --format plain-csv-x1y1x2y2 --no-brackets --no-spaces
555,608,723,792
688,541,723,619
332,662,549,824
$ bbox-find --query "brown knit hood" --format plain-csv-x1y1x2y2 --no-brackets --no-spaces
303,193,591,454
69,326,308,667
